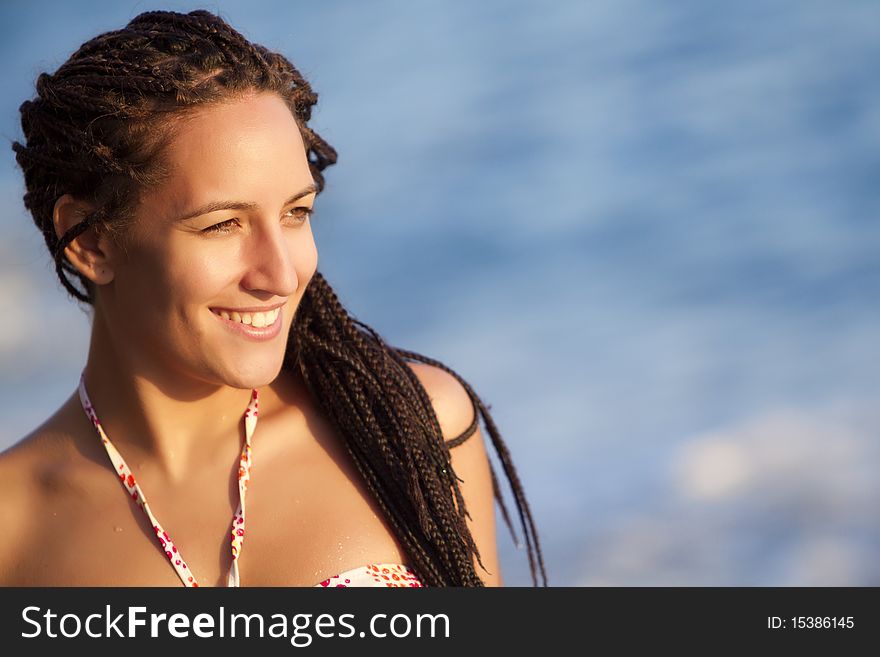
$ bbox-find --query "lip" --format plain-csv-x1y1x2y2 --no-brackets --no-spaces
209,301,287,314
210,306,283,342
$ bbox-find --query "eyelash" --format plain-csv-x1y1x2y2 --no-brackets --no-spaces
201,207,314,235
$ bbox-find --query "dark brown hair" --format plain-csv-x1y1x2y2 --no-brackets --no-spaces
12,9,546,586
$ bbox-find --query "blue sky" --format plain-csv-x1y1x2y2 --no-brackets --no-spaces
1,0,878,585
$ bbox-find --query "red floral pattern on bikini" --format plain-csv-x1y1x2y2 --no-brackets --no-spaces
77,371,425,588
317,563,424,588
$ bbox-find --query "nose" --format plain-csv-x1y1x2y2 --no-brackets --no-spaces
240,218,299,297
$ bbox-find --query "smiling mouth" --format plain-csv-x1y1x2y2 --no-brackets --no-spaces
210,306,281,328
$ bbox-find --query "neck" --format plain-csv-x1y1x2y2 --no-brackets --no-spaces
80,314,259,486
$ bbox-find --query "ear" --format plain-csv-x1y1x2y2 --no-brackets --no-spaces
53,194,115,285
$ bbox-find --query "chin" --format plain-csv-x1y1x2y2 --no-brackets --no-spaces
221,356,285,390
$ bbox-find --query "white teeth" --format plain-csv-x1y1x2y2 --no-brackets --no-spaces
215,307,280,327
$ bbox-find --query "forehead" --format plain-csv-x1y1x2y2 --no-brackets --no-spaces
153,92,311,213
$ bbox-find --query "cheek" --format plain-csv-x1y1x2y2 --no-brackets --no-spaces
119,243,223,316
184,250,231,294
114,248,173,312
277,222,316,273
291,236,318,293
297,238,318,278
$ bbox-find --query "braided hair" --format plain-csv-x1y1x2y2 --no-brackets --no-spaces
11,9,547,587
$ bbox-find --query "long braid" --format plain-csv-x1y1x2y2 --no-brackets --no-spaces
392,347,549,585
12,9,547,587
290,273,486,585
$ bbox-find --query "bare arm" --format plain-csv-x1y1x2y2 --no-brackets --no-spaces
406,362,503,586
0,447,28,586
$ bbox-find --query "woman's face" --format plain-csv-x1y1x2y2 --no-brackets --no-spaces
99,90,318,390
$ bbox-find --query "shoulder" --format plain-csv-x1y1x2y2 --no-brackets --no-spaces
404,361,477,442
0,433,42,583
0,395,84,583
403,360,503,585
0,419,65,498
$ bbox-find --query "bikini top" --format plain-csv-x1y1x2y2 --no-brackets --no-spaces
77,372,424,588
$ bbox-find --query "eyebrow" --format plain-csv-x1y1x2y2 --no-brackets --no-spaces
174,182,318,222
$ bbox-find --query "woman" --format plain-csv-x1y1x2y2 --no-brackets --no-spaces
0,9,546,587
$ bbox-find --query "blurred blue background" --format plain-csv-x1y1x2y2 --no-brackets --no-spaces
1,0,878,586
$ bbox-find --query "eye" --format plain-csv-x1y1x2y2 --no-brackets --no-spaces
201,207,314,235
283,206,314,224
202,218,239,235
